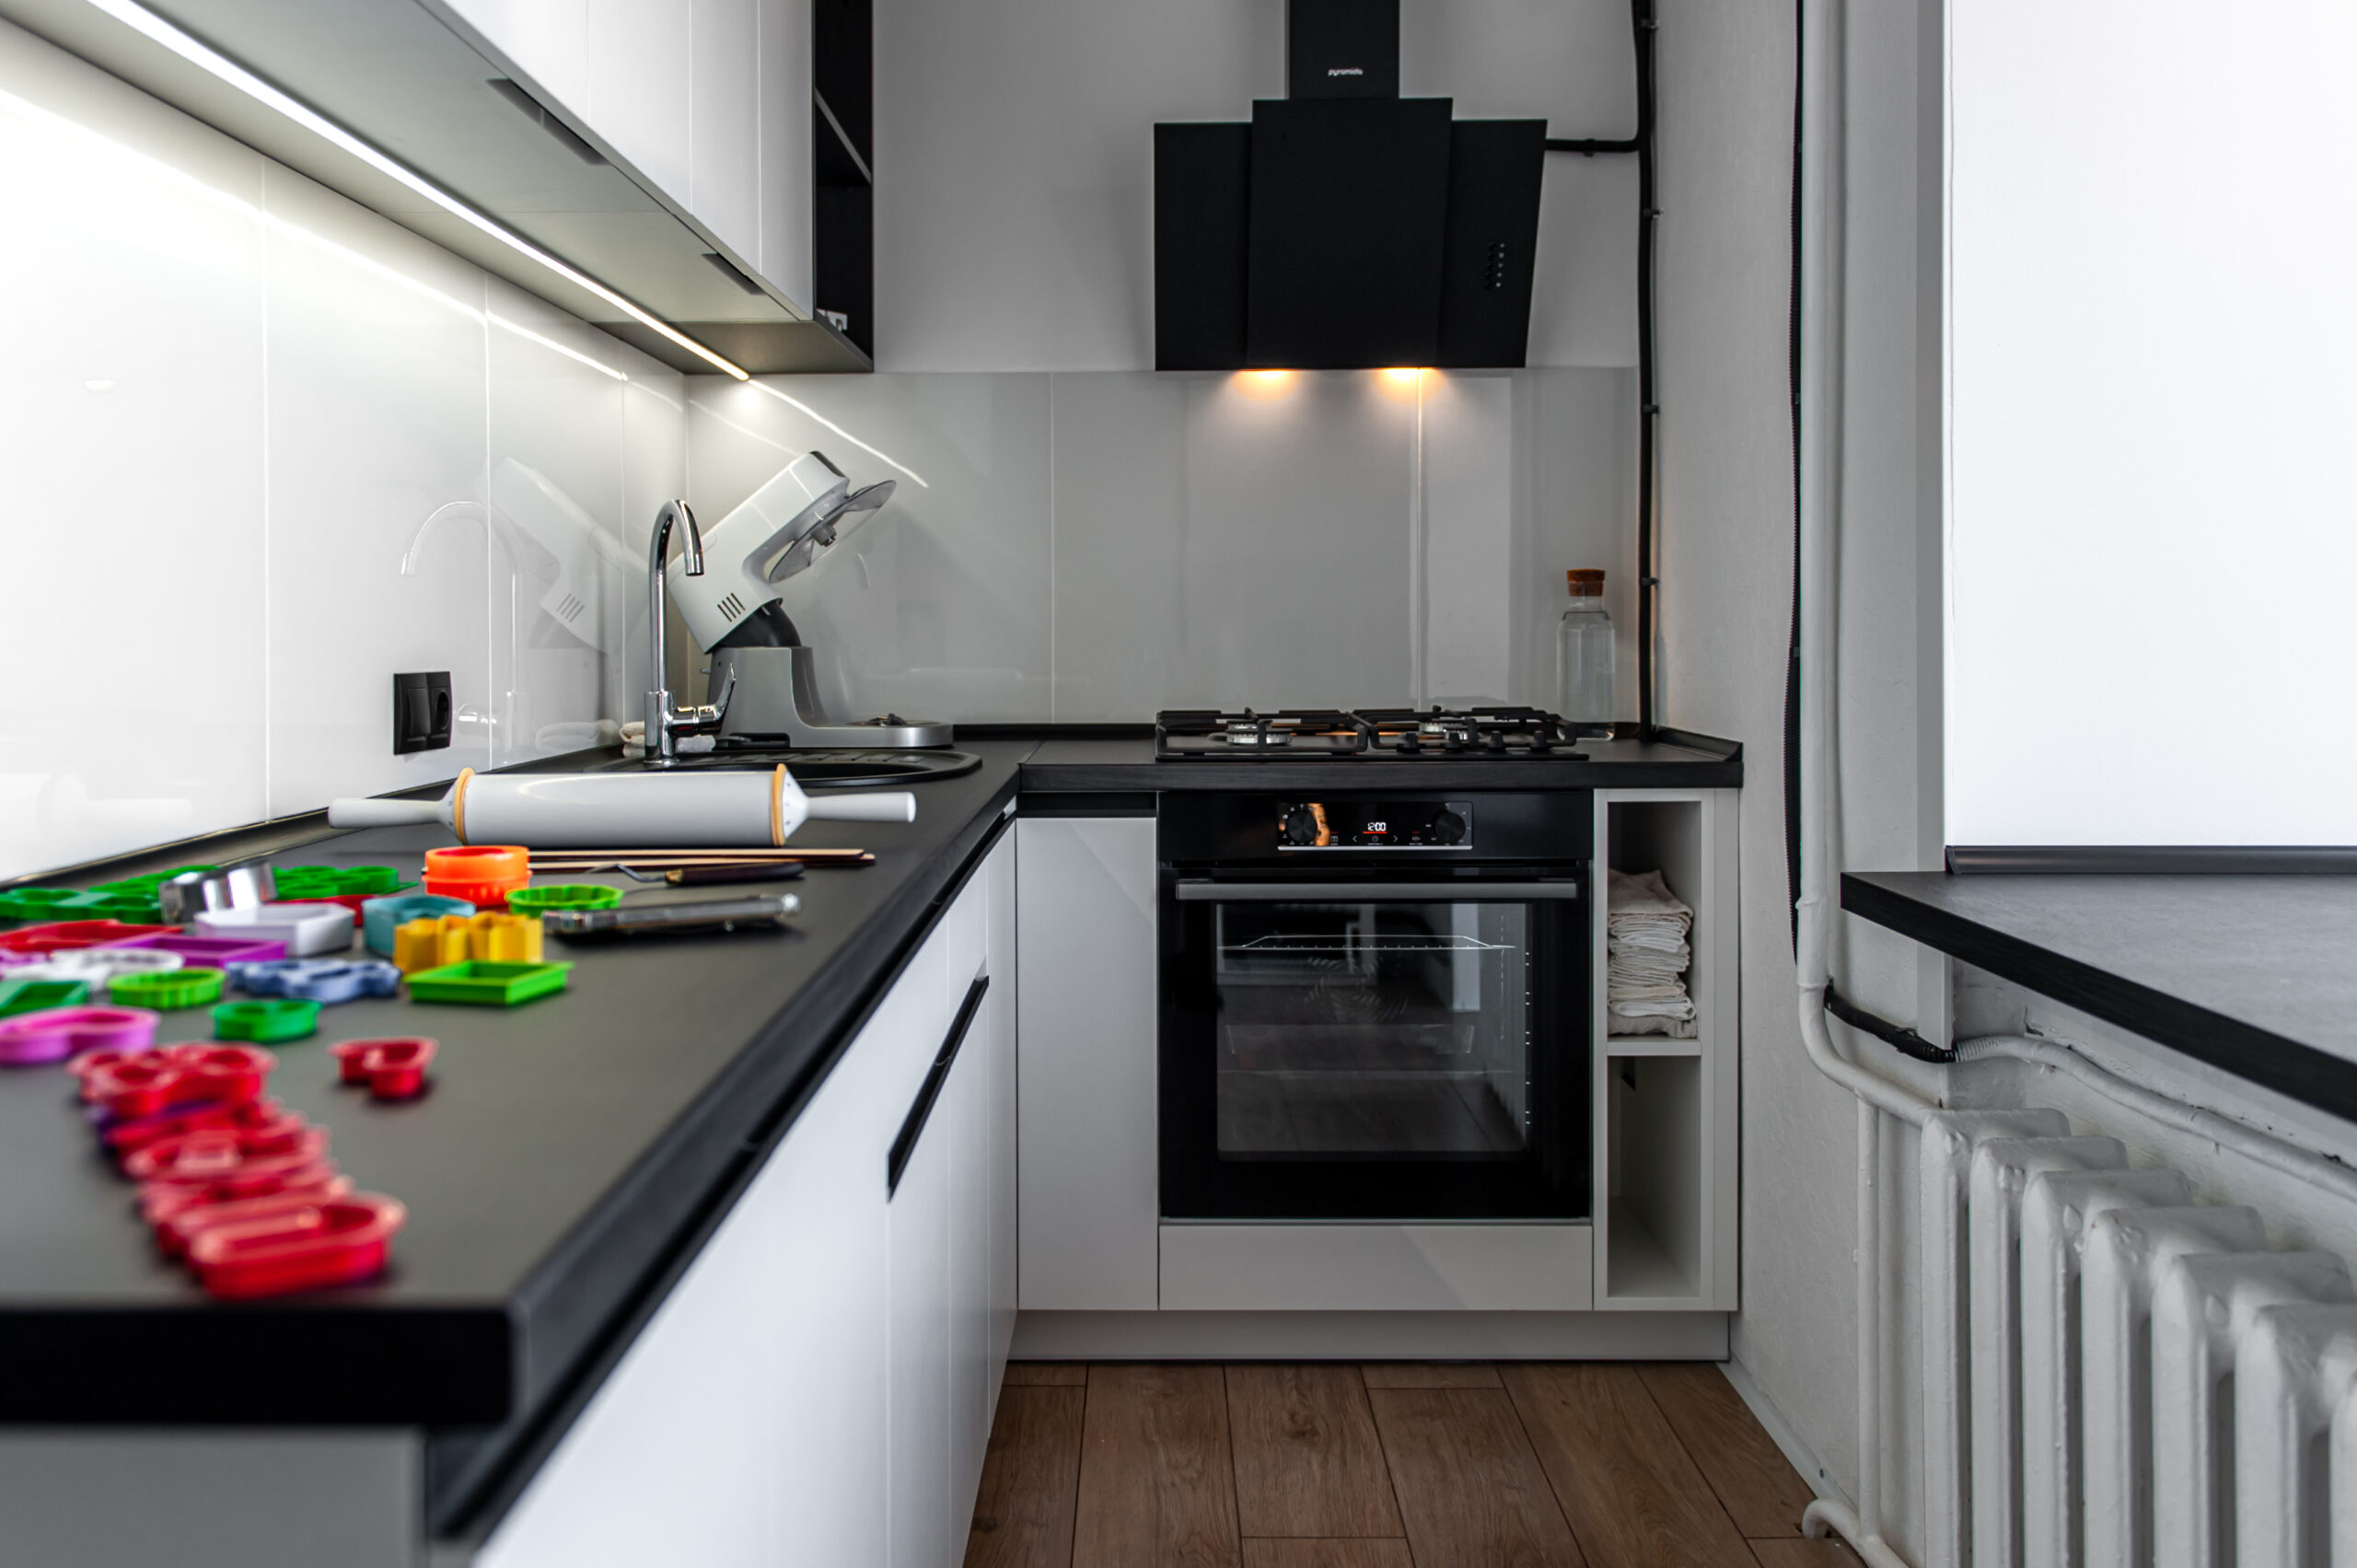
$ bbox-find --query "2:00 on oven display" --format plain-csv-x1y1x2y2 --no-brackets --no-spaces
1276,800,1471,849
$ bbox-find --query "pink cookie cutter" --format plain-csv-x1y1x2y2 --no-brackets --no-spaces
0,1005,161,1067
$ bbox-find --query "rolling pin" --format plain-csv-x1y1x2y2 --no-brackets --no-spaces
326,767,913,848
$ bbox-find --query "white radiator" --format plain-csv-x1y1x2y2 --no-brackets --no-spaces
1919,1115,2357,1568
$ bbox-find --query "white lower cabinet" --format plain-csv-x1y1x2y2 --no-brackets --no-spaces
476,832,1016,1568
1015,817,1159,1310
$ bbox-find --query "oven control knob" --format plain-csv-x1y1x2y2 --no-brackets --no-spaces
1282,807,1321,846
1428,808,1467,846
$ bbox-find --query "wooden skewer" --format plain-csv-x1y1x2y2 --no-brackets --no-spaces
528,849,865,862
528,850,873,867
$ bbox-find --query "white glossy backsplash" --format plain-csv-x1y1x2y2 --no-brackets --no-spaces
0,20,682,881
684,366,1634,725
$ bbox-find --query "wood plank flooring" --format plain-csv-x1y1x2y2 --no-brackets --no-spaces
963,1363,1859,1568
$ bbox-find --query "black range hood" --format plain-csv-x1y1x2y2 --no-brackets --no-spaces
1155,0,1546,371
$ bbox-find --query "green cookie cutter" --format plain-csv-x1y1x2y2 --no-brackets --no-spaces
406,959,572,1006
110,968,226,1011
212,997,321,1042
505,885,623,913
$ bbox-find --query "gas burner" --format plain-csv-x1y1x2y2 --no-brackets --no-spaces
1155,706,1590,761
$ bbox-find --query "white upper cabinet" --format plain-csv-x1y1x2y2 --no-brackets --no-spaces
442,0,789,299
756,0,813,306
689,0,761,269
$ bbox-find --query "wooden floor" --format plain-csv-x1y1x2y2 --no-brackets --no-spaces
964,1362,1859,1568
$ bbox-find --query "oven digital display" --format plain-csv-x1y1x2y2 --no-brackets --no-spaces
1276,799,1472,849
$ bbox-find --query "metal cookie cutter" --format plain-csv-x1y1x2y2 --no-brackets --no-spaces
226,958,401,1005
193,904,353,958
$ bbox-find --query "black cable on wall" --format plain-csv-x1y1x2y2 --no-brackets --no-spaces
1782,0,1953,1065
1547,0,1658,737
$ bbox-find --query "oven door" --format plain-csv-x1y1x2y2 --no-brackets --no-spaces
1159,876,1589,1221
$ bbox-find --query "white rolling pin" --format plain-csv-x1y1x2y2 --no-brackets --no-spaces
326,767,914,848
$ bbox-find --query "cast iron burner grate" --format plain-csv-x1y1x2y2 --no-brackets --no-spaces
1155,706,1592,761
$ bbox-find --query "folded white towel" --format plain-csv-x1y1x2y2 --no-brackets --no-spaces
1606,868,1696,1033
1607,868,1693,926
1608,1005,1699,1039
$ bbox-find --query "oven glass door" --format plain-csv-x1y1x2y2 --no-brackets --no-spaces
1160,877,1588,1221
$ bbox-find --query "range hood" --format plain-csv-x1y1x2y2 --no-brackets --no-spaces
1155,0,1546,371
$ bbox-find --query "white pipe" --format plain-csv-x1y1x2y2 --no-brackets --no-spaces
1793,3,1937,1565
1953,1033,2357,1210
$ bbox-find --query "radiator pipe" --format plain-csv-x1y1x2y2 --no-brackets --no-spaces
1791,0,1935,1563
1952,1033,2357,1210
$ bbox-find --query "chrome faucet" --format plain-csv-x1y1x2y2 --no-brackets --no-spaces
644,498,735,767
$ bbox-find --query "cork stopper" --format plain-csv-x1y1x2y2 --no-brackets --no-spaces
1566,569,1605,598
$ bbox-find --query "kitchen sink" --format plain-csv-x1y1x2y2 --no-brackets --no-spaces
590,749,982,787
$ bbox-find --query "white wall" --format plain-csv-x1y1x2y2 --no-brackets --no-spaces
1946,1,2357,847
0,17,682,881
873,0,1638,372
1655,0,1947,1536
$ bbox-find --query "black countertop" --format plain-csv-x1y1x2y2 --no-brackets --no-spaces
0,724,1740,1537
0,740,1028,1535
1843,871,2357,1122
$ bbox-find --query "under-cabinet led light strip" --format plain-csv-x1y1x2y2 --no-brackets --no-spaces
86,0,753,380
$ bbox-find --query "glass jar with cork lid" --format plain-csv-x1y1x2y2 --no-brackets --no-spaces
1556,569,1614,727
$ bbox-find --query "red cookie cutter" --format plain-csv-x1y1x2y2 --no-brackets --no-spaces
124,1120,329,1189
101,1096,293,1159
329,1037,437,1100
76,1042,276,1119
0,921,180,958
186,1194,407,1299
151,1172,357,1259
139,1160,345,1229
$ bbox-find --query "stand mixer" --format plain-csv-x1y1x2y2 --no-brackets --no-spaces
666,450,952,749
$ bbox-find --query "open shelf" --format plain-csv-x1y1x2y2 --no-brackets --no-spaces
1600,1053,1703,1305
1604,1035,1703,1058
812,0,875,357
1590,788,1735,1312
1603,1197,1697,1302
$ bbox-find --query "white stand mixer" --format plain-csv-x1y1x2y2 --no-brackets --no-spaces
667,450,952,749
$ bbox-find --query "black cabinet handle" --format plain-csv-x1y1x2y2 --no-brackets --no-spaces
887,973,992,1198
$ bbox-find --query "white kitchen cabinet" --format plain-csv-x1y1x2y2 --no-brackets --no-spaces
438,0,806,307
887,1063,954,1568
474,833,1017,1568
691,0,761,266
473,943,938,1568
889,830,1017,1568
757,0,815,305
1016,817,1160,1310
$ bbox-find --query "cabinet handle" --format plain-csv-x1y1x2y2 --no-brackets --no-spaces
887,973,992,1198
1173,880,1583,901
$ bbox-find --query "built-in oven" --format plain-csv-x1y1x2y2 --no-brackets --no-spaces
1158,790,1591,1222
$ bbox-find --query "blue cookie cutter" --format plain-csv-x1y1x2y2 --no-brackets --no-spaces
361,891,477,957
226,958,403,1005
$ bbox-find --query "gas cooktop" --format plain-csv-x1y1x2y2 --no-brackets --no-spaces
1154,707,1594,761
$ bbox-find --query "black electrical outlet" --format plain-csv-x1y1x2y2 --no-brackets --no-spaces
393,672,453,754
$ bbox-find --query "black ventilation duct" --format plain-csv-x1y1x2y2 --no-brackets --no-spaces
1154,0,1545,371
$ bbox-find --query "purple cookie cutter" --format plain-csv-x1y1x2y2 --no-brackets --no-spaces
98,932,289,967
0,1005,161,1067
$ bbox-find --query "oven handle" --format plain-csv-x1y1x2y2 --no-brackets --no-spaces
1172,880,1582,901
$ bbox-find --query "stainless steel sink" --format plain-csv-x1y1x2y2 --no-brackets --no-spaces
592,749,982,787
